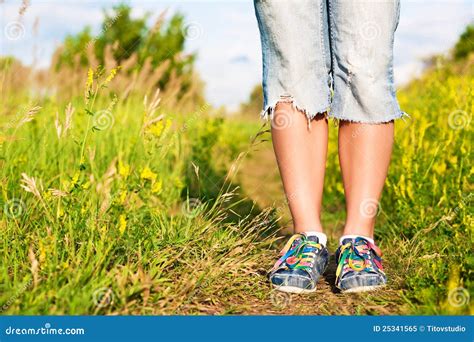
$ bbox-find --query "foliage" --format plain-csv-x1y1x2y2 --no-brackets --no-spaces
0,67,276,314
0,21,472,316
237,84,263,117
55,4,196,94
453,24,474,60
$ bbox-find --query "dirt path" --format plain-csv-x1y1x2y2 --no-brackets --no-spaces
234,140,406,315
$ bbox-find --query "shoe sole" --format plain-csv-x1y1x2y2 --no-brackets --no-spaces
271,284,317,294
340,284,386,293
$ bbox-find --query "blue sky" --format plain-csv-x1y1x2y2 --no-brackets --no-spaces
1,0,473,110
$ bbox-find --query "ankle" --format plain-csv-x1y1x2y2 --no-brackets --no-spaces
294,221,323,234
339,234,374,245
295,230,327,246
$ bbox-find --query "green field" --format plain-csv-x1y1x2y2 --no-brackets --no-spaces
1,22,473,315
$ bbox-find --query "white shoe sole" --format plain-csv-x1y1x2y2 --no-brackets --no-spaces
272,284,317,294
341,284,386,293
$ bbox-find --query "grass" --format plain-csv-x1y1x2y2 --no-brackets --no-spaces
1,52,472,315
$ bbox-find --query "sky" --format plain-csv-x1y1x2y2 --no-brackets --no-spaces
1,0,473,110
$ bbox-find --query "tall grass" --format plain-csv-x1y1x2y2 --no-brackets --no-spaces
321,55,473,314
1,51,472,315
0,61,278,314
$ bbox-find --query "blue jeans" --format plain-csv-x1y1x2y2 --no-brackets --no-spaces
254,0,406,123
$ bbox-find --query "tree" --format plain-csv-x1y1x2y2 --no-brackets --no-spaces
238,84,263,118
94,4,147,65
55,3,196,92
55,28,93,69
453,24,474,60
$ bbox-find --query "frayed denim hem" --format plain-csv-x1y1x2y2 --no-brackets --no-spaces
327,111,410,125
261,95,330,130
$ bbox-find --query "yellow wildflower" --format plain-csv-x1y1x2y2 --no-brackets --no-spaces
406,180,414,201
100,224,107,235
119,160,130,178
103,66,120,87
119,190,127,204
152,179,163,194
86,68,94,89
448,155,458,165
148,119,171,137
173,177,184,189
43,190,52,202
68,171,81,191
149,120,164,137
433,162,446,175
39,240,46,264
140,166,157,182
119,214,127,235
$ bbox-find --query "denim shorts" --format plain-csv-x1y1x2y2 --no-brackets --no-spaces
254,0,407,124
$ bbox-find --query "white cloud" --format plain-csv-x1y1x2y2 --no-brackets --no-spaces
1,0,472,108
393,0,472,86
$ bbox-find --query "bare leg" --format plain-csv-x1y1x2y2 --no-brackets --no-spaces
338,122,394,238
271,103,328,233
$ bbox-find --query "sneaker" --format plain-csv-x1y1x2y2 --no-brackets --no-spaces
269,233,329,293
335,237,387,293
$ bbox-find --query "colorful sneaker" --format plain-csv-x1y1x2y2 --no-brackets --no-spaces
269,233,329,293
335,237,387,293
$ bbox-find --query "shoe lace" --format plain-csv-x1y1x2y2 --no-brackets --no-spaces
335,238,383,283
270,234,322,272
